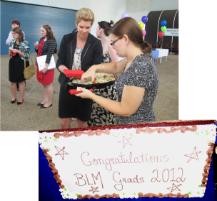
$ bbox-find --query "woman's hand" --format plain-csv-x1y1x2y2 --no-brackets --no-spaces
16,50,22,55
75,87,94,99
10,48,17,53
58,65,68,73
12,49,24,57
42,63,48,73
81,66,97,83
34,41,39,49
9,49,20,56
9,49,14,57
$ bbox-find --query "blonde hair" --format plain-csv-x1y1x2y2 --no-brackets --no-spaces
76,8,94,25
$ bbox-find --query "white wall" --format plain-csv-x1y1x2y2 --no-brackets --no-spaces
126,0,178,22
4,0,126,35
5,0,178,33
150,0,178,11
126,0,151,21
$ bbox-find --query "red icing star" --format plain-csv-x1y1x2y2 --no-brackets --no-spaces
167,183,182,193
118,136,132,148
54,146,69,160
88,186,99,194
184,146,201,163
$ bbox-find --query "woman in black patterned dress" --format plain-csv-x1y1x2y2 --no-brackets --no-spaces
87,21,119,126
77,17,158,124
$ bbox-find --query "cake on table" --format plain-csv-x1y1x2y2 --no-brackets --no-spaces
39,120,217,199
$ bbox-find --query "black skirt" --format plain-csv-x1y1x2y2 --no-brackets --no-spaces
58,84,93,121
9,54,25,82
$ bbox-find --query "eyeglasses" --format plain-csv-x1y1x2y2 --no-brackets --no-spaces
110,37,122,46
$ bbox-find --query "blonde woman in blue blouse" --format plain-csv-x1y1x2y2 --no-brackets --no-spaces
9,27,30,105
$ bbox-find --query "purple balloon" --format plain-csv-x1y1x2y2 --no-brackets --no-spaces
141,16,148,24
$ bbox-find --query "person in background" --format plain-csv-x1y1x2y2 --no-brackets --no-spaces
35,25,57,109
56,8,103,129
88,20,119,126
96,20,119,62
6,19,26,91
77,17,158,124
8,27,30,105
6,19,25,46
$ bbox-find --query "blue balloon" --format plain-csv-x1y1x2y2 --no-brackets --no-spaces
161,20,167,27
141,16,148,24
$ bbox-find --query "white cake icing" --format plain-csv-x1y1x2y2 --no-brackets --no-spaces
39,123,216,199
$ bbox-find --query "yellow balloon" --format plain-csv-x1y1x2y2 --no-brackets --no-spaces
138,21,145,30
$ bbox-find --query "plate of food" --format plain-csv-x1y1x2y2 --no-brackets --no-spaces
67,72,116,90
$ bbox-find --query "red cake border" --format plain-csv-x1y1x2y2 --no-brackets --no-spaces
39,120,216,133
40,120,216,199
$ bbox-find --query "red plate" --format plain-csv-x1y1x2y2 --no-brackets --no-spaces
68,89,82,95
64,69,84,78
68,88,93,95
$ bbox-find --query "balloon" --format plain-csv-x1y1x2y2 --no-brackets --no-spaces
142,30,146,38
141,16,148,24
161,26,167,33
158,31,164,39
160,20,167,27
138,21,145,30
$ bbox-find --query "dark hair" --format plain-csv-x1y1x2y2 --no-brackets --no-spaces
13,27,24,42
42,25,56,40
98,20,114,36
11,20,20,26
110,17,151,53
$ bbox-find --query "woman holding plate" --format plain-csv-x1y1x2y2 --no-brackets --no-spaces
56,8,103,129
77,17,158,124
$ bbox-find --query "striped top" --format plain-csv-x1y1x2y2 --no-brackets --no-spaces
38,37,57,64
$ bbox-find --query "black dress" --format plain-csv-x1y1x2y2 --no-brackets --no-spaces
87,54,117,126
9,43,25,82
